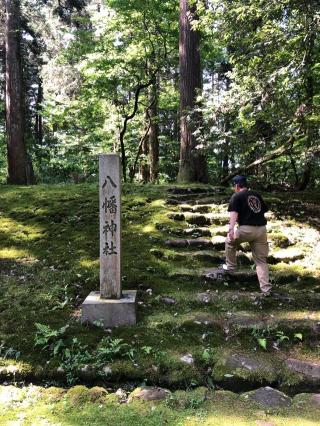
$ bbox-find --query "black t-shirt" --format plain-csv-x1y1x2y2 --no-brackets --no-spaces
228,190,268,226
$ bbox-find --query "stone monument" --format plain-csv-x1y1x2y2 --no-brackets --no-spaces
81,154,137,327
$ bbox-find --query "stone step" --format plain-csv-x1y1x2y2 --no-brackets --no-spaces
269,248,305,263
179,204,225,214
211,350,320,394
167,196,228,206
166,250,223,262
165,236,225,250
168,267,258,284
167,212,229,226
167,187,226,195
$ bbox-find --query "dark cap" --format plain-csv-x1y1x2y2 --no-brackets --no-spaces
231,175,247,185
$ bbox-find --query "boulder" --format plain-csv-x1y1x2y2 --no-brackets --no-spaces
285,358,320,383
243,386,291,408
293,393,320,409
213,352,278,385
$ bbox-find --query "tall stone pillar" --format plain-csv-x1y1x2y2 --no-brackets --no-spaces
81,154,137,327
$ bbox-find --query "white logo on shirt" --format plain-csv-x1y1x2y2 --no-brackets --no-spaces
248,195,261,213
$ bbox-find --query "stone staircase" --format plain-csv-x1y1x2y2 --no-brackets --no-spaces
151,187,320,394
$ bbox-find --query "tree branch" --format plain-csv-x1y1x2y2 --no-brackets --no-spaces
119,74,157,181
220,134,297,184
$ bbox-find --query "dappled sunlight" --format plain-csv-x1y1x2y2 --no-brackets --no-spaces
273,311,320,321
142,224,155,233
0,248,35,260
79,258,99,268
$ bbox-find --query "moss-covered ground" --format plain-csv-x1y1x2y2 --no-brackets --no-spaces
0,384,320,426
0,183,319,402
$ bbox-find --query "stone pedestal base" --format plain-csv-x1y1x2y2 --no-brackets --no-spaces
81,290,137,327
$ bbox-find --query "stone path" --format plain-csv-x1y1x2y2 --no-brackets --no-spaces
151,187,320,393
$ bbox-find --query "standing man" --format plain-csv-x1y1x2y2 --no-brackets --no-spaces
224,175,271,295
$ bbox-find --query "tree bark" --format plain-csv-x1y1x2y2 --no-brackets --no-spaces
177,0,208,183
297,10,316,191
5,0,33,184
148,80,159,182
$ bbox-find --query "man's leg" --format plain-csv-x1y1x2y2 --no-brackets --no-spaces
225,234,238,271
250,227,271,294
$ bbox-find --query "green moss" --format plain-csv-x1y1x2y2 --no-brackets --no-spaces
0,183,318,392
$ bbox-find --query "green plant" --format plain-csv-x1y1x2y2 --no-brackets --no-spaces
0,342,21,360
34,323,139,384
251,326,303,351
34,323,69,355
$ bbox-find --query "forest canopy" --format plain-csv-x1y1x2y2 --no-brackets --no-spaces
0,0,319,188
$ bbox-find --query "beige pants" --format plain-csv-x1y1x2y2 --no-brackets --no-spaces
225,225,271,294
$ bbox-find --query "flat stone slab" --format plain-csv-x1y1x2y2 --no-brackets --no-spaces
202,268,258,283
285,358,320,383
81,290,137,328
165,238,213,249
197,290,259,304
183,227,212,237
269,248,305,263
213,352,278,384
243,387,291,408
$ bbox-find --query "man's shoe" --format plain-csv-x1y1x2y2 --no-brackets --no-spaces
220,264,236,273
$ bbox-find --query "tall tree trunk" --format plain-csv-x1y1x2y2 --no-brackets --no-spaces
5,0,32,184
140,109,150,182
177,0,208,183
148,80,159,182
297,10,316,190
35,78,43,145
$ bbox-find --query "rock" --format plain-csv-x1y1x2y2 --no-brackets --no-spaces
128,386,170,402
165,238,213,248
180,354,194,365
57,366,65,374
159,296,176,305
167,213,185,221
293,393,320,409
165,239,189,248
187,239,213,248
202,268,258,283
244,386,291,408
115,388,127,402
197,292,218,303
80,364,95,378
185,214,211,226
180,204,214,214
184,227,212,237
227,313,266,330
213,353,278,384
103,365,112,375
166,198,180,205
285,358,320,382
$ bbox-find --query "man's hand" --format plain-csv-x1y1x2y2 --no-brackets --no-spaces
227,229,235,240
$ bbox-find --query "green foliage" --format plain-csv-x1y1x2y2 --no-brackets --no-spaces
251,326,303,351
0,342,21,360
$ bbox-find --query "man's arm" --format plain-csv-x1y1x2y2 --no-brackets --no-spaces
228,211,238,240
